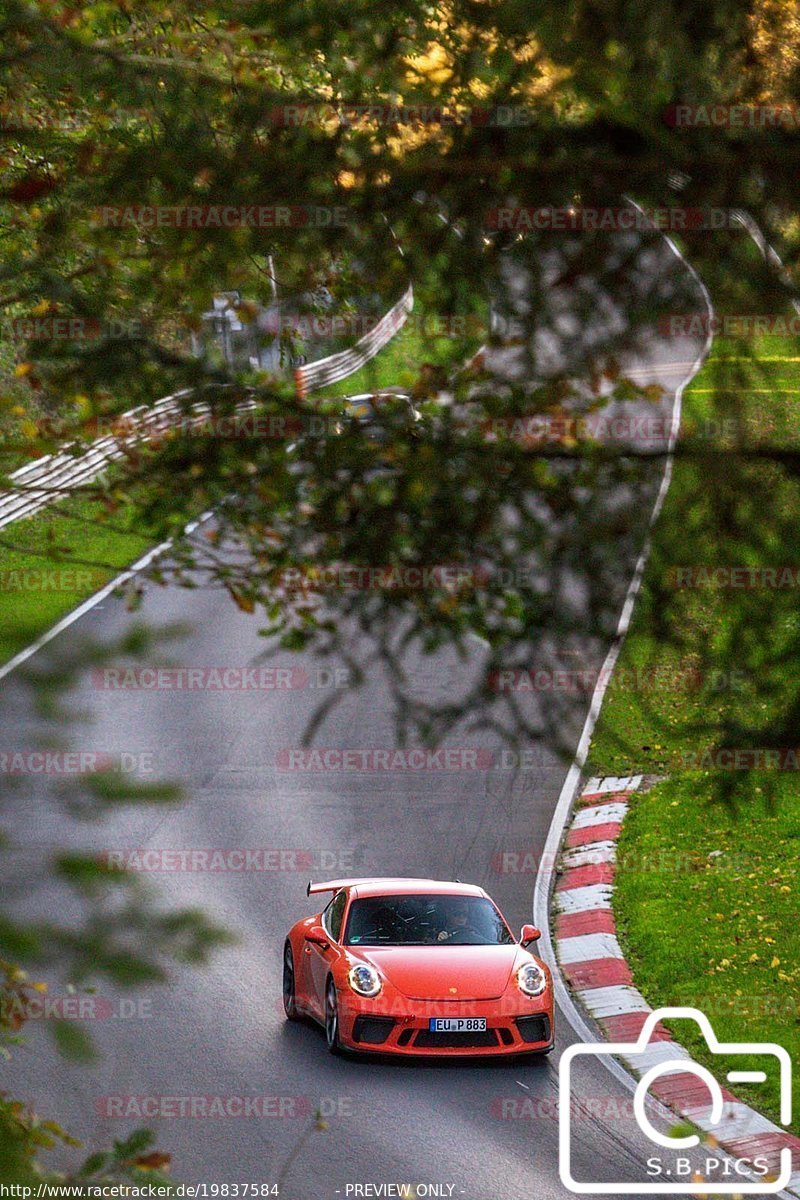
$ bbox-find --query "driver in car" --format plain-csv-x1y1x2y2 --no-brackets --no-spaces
436,899,481,942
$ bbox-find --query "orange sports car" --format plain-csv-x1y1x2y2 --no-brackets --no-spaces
282,877,554,1057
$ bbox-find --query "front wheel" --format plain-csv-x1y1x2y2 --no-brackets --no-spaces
325,979,343,1055
282,942,299,1021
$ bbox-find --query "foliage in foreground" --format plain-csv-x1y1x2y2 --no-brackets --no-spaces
3,0,800,1179
1,2,798,768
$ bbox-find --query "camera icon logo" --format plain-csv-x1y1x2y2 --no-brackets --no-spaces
559,1006,793,1194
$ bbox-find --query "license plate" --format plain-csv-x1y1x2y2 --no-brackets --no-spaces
428,1017,487,1033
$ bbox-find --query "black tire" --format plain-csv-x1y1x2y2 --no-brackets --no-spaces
325,978,343,1055
282,942,299,1021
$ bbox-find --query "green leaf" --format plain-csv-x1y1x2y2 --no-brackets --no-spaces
52,1020,96,1063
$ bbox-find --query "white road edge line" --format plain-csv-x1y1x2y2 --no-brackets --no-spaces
0,510,214,685
533,214,799,1199
532,218,714,1081
3,214,790,1192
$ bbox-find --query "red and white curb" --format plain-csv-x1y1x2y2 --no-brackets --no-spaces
553,775,800,1194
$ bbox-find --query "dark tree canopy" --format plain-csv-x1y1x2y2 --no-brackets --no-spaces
1,0,800,1178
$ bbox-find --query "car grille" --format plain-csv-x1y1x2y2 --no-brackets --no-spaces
414,1028,499,1049
352,1016,396,1045
515,1014,551,1044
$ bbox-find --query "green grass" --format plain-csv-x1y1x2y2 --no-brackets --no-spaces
589,331,800,777
0,495,158,664
584,328,800,1130
0,276,486,665
614,775,800,1133
320,290,486,397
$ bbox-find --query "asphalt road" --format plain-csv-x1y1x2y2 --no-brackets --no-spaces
2,224,713,1198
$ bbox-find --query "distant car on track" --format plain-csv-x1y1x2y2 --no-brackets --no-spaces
282,877,554,1058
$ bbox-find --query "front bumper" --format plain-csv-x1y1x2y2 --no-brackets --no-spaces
338,996,554,1057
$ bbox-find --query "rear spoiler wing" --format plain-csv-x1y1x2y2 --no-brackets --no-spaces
307,876,454,897
307,878,369,897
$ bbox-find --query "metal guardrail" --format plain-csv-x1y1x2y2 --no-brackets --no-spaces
294,284,413,397
0,286,413,531
13,208,776,538
0,390,260,532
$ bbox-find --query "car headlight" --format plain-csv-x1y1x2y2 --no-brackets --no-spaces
517,962,548,997
348,963,382,997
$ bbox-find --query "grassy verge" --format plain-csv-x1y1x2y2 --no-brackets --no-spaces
585,329,800,1131
615,775,800,1132
0,274,486,664
590,331,800,774
321,285,487,397
0,495,158,664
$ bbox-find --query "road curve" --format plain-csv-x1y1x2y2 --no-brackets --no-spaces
2,224,711,1199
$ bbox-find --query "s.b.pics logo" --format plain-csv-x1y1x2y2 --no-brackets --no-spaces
559,1008,793,1194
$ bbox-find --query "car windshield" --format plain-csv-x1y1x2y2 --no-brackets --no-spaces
344,894,515,946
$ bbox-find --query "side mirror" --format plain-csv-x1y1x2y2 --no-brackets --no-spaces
520,924,541,946
304,924,329,947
